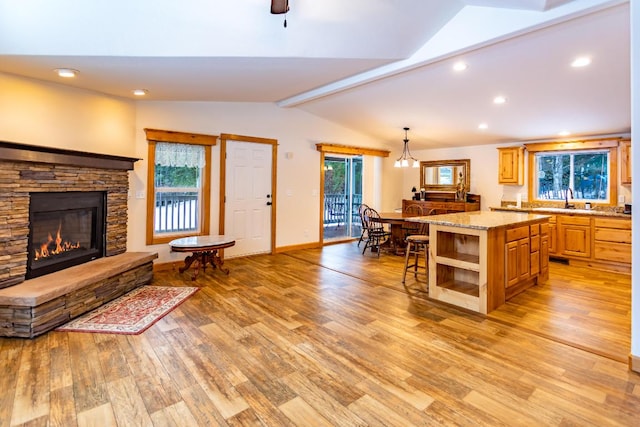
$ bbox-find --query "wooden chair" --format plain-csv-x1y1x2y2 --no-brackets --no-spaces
401,208,434,295
361,207,390,257
402,204,423,238
356,203,370,247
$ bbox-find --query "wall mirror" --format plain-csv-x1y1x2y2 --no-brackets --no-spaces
419,159,470,192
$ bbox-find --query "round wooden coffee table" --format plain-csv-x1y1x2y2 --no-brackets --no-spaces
169,235,236,280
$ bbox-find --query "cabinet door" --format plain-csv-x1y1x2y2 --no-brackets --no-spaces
517,238,530,281
548,222,557,255
540,235,549,280
505,241,519,287
529,235,540,276
506,238,529,287
559,218,591,258
620,139,631,185
498,147,524,185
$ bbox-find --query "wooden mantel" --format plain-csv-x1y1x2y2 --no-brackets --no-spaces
0,140,139,170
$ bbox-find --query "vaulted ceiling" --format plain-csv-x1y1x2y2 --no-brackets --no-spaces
0,0,630,149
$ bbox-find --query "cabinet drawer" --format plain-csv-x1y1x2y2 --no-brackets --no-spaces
530,235,540,252
506,226,529,242
559,215,591,226
594,217,631,230
540,223,549,235
530,251,540,275
530,223,540,236
594,227,631,244
594,241,631,263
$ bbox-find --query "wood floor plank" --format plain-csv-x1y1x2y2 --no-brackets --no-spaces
76,403,117,427
105,376,154,427
278,396,334,427
0,242,638,426
10,336,50,426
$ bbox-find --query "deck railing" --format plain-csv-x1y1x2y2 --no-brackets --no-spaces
324,193,362,225
154,192,199,233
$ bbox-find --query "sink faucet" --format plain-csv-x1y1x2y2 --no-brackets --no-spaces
564,187,574,209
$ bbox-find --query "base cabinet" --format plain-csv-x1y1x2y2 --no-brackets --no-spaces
558,216,591,258
593,217,631,264
492,208,630,273
429,216,549,314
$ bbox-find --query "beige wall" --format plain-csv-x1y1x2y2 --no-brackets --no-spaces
0,72,136,157
130,101,386,263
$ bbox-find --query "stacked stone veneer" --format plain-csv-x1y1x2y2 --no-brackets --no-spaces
0,160,129,289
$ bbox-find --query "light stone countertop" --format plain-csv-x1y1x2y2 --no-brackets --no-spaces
407,210,550,230
491,206,631,218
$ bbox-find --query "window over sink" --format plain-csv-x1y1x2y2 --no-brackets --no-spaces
534,150,609,202
525,139,620,206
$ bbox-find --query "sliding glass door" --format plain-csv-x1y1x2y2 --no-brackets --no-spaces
323,155,363,242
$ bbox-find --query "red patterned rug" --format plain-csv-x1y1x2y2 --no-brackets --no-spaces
56,286,198,335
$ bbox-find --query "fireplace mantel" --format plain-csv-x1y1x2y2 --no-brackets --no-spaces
0,141,139,170
0,142,138,289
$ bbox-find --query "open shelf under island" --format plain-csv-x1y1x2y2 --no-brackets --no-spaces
408,211,550,314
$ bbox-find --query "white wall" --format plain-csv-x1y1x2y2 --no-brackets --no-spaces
131,101,385,263
394,143,505,210
0,72,136,156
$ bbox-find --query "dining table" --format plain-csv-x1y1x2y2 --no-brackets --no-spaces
375,211,422,255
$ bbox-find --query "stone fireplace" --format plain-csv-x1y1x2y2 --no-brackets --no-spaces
27,191,106,279
0,141,157,337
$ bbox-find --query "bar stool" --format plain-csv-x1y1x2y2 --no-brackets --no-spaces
401,213,432,296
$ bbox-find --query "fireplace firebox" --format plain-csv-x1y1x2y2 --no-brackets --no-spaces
27,191,106,279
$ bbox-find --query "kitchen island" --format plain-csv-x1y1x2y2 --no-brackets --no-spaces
409,211,550,314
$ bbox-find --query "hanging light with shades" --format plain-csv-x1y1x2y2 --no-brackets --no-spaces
394,127,420,168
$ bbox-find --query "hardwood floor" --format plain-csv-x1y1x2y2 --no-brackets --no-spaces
1,242,638,426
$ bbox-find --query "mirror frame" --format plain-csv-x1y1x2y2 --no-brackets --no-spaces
419,159,470,192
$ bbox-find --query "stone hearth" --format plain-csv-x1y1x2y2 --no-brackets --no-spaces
0,252,157,337
0,141,157,337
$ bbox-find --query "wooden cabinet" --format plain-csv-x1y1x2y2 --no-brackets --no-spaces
558,215,591,258
505,225,530,288
593,217,631,264
426,213,549,314
539,223,549,281
492,207,630,273
402,196,480,214
547,215,558,255
620,138,631,184
529,223,540,277
497,146,524,185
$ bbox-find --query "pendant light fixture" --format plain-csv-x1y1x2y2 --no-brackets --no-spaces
394,127,420,168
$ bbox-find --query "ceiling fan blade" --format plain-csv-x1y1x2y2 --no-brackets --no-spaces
271,0,289,14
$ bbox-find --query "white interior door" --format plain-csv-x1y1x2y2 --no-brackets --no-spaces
224,140,272,257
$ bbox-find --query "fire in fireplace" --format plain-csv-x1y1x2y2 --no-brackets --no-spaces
27,191,106,279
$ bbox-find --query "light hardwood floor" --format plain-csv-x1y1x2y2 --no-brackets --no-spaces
1,242,638,426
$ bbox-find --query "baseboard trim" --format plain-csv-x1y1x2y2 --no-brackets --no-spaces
630,354,640,373
274,242,322,253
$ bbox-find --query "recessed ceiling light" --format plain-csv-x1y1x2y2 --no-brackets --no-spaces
493,95,507,104
571,56,591,68
558,130,571,136
478,123,488,130
54,68,78,78
132,89,148,96
453,61,468,72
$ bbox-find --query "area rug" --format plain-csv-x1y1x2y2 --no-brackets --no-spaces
56,286,199,335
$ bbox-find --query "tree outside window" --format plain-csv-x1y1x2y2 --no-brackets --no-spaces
535,150,609,202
